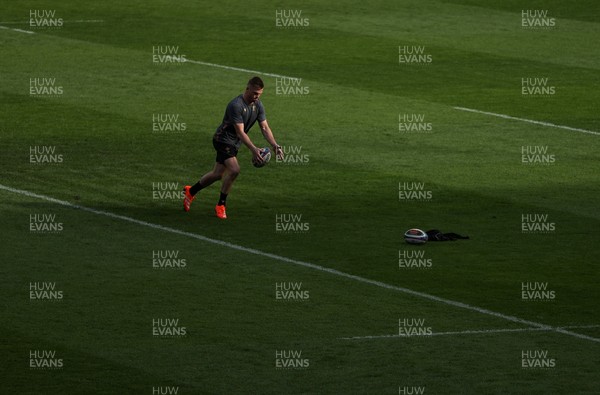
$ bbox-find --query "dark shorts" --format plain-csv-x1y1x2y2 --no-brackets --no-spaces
213,139,238,164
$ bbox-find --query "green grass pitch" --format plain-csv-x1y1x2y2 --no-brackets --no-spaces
1,0,599,393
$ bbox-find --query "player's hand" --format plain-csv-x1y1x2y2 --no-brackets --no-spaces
273,145,284,161
252,147,264,164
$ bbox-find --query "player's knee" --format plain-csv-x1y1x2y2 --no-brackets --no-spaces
213,167,225,178
230,167,240,177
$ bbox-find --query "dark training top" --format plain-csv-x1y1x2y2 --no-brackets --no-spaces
214,94,266,149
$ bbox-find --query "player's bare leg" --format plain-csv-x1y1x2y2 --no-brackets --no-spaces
183,163,226,212
199,163,226,188
221,157,240,195
215,157,240,219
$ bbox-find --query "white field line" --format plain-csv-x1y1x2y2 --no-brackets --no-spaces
2,183,599,344
341,327,549,340
0,20,104,24
183,58,299,80
0,25,296,79
67,20,105,23
2,24,594,136
0,25,35,34
560,324,600,329
341,325,600,340
0,20,101,35
454,106,600,136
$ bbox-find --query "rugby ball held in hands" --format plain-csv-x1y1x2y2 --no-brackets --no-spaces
253,147,272,168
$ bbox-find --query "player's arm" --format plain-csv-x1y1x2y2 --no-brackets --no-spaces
259,120,284,160
234,123,263,164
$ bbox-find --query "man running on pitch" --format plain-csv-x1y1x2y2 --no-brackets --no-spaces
183,76,284,219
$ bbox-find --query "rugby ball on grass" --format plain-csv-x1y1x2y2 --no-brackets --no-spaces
404,228,428,244
252,147,271,168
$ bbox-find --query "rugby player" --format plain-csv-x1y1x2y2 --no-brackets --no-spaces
183,76,284,219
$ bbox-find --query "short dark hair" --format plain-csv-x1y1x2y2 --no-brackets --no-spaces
247,76,264,89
